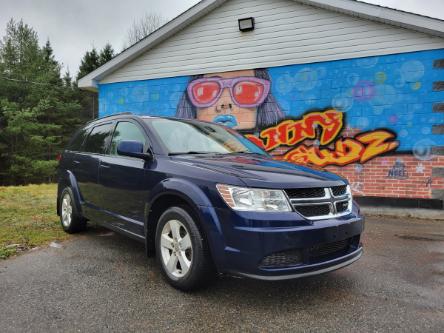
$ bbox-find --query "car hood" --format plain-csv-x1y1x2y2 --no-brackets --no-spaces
171,154,346,189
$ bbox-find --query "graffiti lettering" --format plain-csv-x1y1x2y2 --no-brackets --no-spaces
387,159,408,179
426,177,433,187
247,109,343,151
284,131,398,167
247,109,399,167
356,131,399,163
284,138,364,167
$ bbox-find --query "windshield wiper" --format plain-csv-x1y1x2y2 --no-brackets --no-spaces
227,151,268,156
168,151,215,156
168,151,268,157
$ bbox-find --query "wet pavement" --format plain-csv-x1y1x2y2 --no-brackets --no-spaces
0,216,443,332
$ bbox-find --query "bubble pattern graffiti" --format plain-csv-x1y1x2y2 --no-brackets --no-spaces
98,48,444,200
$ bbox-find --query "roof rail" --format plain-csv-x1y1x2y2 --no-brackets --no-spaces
86,112,133,125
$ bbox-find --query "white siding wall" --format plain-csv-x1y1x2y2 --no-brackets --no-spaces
101,0,444,84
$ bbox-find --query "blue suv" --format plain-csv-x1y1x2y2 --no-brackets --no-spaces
57,113,364,291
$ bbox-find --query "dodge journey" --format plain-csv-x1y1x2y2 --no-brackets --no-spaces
57,113,364,291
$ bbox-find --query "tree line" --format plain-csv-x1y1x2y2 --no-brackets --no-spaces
0,15,163,185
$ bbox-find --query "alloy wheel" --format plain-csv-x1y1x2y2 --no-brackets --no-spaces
160,219,193,278
61,193,73,227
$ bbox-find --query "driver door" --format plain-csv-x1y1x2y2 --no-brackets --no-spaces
97,120,150,237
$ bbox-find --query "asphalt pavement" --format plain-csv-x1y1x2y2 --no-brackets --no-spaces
0,216,443,332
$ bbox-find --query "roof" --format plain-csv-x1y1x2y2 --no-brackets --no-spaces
78,0,444,91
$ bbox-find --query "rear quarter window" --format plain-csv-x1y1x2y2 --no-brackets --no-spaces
67,128,89,151
83,123,114,154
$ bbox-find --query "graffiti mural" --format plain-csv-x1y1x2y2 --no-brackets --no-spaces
175,69,285,131
99,48,444,200
246,109,399,167
172,69,400,166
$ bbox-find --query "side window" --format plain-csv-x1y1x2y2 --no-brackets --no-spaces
110,122,147,156
67,128,89,151
83,123,113,154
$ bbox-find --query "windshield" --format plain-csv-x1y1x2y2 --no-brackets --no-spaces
147,118,267,156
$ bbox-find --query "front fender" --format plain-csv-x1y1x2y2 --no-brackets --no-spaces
151,178,214,206
146,178,226,265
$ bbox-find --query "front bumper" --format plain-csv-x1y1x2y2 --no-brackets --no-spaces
238,247,363,280
210,207,364,279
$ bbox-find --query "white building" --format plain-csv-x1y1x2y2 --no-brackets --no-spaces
79,0,444,208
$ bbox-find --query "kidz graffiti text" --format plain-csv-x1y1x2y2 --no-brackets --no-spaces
247,109,399,167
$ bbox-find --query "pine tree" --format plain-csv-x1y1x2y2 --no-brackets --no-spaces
0,19,83,184
74,44,115,122
99,43,114,66
42,40,57,67
76,47,100,81
0,19,42,107
62,70,73,88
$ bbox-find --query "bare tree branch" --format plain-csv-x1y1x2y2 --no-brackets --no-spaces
124,13,166,49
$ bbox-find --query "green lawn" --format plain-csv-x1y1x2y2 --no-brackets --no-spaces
0,184,70,259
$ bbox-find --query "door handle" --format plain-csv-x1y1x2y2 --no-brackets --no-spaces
100,162,111,169
73,160,81,165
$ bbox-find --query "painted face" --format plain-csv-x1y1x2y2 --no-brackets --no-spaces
187,70,270,130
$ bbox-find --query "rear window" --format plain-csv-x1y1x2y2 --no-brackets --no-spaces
83,123,113,154
67,128,89,151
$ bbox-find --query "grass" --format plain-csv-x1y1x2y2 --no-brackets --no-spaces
0,183,70,259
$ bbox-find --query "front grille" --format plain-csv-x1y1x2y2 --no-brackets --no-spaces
331,185,347,197
259,237,356,269
336,201,349,213
286,184,352,220
309,239,350,260
295,204,331,217
285,188,325,199
260,249,303,268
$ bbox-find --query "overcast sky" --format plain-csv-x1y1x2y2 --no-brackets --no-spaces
1,0,443,76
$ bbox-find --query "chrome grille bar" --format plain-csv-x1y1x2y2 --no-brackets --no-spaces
286,186,353,220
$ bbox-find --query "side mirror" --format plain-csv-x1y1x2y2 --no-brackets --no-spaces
117,140,152,160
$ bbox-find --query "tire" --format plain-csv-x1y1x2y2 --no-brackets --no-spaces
155,206,215,291
59,187,86,233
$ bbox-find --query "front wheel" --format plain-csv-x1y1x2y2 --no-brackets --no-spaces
155,206,214,291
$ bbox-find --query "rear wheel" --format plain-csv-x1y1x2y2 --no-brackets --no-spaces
59,187,86,233
155,206,214,291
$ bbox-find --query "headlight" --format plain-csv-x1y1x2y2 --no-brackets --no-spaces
216,184,292,212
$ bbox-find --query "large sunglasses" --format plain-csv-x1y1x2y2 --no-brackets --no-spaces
187,77,271,108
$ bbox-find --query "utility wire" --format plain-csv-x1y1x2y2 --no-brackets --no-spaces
1,76,49,86
0,76,79,90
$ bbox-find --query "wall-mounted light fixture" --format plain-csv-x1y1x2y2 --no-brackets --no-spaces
238,17,255,32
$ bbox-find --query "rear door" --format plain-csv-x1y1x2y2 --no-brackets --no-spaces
59,127,90,201
74,122,114,211
97,120,149,236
